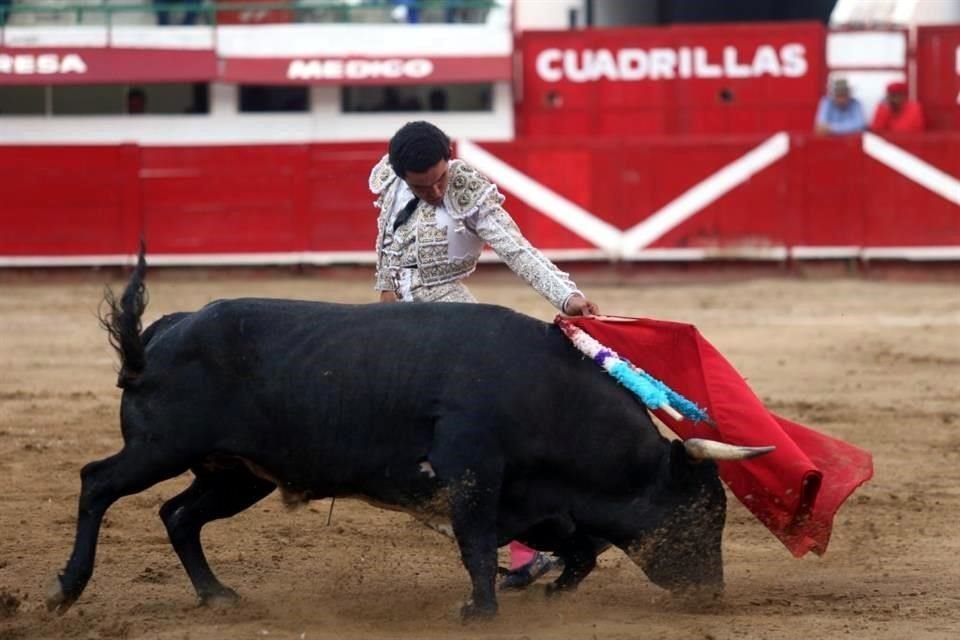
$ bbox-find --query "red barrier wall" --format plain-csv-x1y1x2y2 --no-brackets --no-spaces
791,135,865,247
304,143,387,251
140,145,311,253
916,26,960,132
862,135,960,247
1,135,958,264
0,145,140,255
483,136,800,251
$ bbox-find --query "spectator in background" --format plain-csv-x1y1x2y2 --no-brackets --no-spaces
814,78,866,136
185,83,209,114
444,0,466,22
181,0,204,25
155,0,203,26
379,87,402,112
871,81,925,134
377,88,423,112
126,88,147,115
392,0,420,23
402,95,423,111
155,0,172,26
0,0,11,27
428,89,448,111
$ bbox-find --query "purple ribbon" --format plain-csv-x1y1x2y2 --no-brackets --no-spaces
593,349,614,366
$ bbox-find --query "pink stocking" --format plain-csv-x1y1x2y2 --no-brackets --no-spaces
509,541,536,570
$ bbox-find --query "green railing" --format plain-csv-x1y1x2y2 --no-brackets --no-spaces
0,0,500,28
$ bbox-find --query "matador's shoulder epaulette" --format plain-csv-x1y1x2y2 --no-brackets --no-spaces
445,160,501,220
368,154,396,195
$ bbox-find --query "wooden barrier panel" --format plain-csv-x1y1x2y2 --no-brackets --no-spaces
304,143,386,252
0,145,139,256
862,134,960,247
916,26,960,132
791,134,865,249
140,145,311,254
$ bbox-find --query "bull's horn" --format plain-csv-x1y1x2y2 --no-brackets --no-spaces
683,438,775,460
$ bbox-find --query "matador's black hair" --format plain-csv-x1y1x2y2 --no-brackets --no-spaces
388,121,452,178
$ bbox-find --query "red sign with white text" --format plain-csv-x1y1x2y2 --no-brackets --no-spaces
0,48,217,85
220,55,512,85
518,22,826,137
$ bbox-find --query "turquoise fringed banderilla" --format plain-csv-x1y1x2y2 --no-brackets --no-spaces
608,360,669,411
556,318,711,424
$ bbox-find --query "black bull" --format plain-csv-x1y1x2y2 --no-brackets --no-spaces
48,253,772,619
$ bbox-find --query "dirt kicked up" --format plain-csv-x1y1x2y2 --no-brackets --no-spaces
1,266,958,640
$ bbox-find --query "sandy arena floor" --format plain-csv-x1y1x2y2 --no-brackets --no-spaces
1,265,958,640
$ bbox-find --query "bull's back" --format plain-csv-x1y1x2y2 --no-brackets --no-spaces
164,299,566,388
128,301,577,481
142,298,639,436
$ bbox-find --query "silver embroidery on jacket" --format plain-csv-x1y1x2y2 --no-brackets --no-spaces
370,156,580,309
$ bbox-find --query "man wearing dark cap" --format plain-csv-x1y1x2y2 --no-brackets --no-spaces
871,81,925,134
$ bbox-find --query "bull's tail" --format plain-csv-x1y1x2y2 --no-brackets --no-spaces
99,243,149,389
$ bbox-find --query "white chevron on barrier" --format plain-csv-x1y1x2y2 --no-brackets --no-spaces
458,133,791,259
862,132,960,206
456,138,623,255
620,132,791,255
859,132,960,261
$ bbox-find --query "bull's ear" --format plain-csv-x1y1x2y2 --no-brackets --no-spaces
668,440,699,483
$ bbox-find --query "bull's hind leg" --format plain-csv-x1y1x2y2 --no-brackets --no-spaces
160,467,275,606
48,446,190,614
430,418,504,621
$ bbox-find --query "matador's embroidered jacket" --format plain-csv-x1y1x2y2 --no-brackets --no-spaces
369,154,582,311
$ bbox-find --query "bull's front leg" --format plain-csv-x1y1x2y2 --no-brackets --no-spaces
430,419,504,621
450,491,499,621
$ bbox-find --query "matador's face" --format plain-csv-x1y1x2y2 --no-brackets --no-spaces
404,159,449,207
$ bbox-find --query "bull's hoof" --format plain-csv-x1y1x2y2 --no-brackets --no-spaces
45,575,76,615
199,586,240,608
459,599,497,622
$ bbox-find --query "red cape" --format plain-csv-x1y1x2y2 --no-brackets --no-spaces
564,315,874,557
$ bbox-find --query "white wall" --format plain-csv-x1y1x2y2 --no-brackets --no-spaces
831,0,960,26
913,0,960,25
826,30,908,121
514,0,583,30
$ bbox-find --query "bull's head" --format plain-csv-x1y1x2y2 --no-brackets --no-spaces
627,438,773,599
